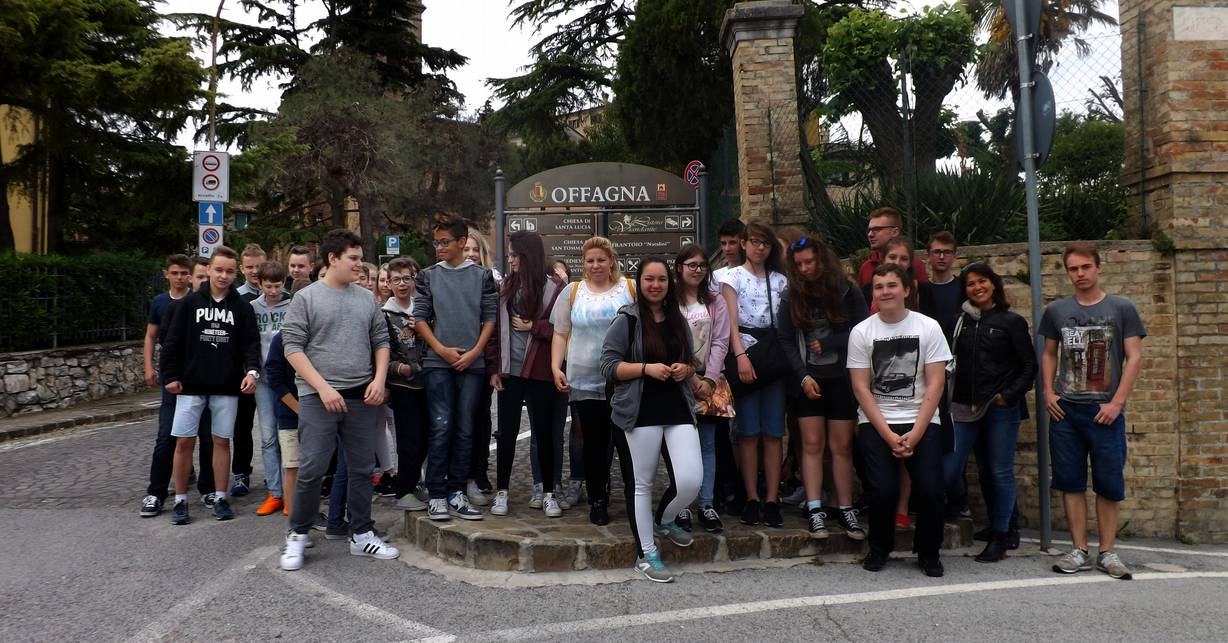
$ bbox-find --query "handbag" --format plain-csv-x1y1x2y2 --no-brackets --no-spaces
724,274,790,396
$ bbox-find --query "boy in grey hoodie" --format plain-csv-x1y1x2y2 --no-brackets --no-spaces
413,217,497,520
250,260,294,515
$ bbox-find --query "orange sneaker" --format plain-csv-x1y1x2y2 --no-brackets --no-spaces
256,495,284,516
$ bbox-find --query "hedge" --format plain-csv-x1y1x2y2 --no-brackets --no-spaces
0,253,163,352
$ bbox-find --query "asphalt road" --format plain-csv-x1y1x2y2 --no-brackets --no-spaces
2,416,1227,642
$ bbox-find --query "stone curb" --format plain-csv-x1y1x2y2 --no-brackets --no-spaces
404,509,972,573
0,393,160,443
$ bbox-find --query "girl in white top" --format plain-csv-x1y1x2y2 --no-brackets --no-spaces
549,236,635,525
719,222,790,528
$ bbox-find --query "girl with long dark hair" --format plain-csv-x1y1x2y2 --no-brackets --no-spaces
601,257,700,583
486,231,567,517
776,236,869,540
719,222,789,528
944,262,1036,562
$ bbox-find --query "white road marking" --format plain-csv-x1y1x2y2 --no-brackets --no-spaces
125,546,278,643
415,571,1228,642
1023,537,1228,558
276,565,454,641
488,430,531,451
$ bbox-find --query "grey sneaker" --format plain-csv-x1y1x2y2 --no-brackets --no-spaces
395,493,427,511
466,480,490,507
654,521,694,547
448,492,483,520
529,483,544,509
1096,551,1133,580
562,479,584,508
427,498,450,521
634,551,674,583
1053,548,1093,574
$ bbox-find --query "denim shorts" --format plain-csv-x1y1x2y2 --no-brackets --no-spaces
171,394,239,439
1049,400,1127,502
733,379,786,438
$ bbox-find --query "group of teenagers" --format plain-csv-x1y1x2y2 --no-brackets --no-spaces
140,206,1145,584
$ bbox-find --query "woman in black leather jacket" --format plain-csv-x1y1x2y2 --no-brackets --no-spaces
943,263,1037,562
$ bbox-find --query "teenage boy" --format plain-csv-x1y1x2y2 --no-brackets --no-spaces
286,246,314,288
251,261,294,516
858,207,929,289
279,228,396,571
1041,242,1145,580
229,243,268,496
161,246,261,525
383,258,430,511
924,231,961,341
138,255,202,517
414,216,497,521
713,218,747,286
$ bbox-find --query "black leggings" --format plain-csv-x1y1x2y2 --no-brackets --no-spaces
857,423,944,558
573,398,615,504
389,386,430,496
496,377,558,493
468,382,494,484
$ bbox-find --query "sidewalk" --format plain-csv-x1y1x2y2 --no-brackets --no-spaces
0,389,161,442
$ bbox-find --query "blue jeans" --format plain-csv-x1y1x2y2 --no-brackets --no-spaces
254,382,283,496
696,422,717,508
944,403,1022,533
423,368,483,500
733,380,786,438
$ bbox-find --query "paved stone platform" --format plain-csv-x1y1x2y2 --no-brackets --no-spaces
404,504,973,572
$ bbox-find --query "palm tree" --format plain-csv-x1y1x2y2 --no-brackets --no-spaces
965,0,1118,99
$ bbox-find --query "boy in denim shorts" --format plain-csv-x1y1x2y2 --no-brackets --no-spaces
1040,242,1145,580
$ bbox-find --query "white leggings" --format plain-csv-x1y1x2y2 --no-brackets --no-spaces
613,424,702,557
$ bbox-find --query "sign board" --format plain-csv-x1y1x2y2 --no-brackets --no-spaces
506,162,695,208
607,211,696,235
508,214,596,236
617,256,643,275
386,235,400,255
1015,70,1056,170
542,235,590,257
555,255,585,278
192,151,230,203
198,224,223,258
610,234,693,256
197,201,223,226
684,160,703,188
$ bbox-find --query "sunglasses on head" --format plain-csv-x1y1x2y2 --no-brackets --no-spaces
789,237,814,252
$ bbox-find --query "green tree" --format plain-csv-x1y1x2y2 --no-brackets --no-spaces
0,0,205,253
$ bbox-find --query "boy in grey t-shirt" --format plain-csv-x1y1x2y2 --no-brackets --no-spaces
1039,243,1145,581
277,229,396,572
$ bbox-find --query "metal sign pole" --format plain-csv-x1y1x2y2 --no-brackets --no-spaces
494,169,506,272
1012,0,1052,551
698,165,709,250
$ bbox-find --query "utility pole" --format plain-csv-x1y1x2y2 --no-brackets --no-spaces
208,0,226,152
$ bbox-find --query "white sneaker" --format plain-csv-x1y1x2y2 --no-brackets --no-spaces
428,498,450,521
491,490,510,516
280,532,309,571
543,493,563,518
466,480,490,506
529,483,544,509
350,531,400,560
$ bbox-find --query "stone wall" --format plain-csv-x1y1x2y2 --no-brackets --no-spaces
0,341,146,417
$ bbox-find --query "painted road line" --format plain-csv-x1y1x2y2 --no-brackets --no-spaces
276,564,454,641
1023,537,1228,558
420,571,1228,642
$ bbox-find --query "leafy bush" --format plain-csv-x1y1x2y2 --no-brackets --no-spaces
0,254,162,352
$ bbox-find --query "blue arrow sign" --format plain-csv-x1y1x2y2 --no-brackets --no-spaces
198,201,223,226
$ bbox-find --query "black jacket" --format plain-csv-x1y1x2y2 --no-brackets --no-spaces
950,304,1037,407
777,278,869,383
161,288,261,395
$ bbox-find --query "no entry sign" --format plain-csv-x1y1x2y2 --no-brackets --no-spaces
192,151,230,203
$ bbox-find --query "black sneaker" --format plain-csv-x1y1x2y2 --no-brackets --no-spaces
325,521,350,540
807,507,829,539
1006,530,1021,550
170,500,191,525
589,498,610,526
675,508,694,532
741,499,762,526
201,492,217,508
862,549,888,572
139,495,163,517
373,473,397,497
762,501,783,528
214,497,235,521
836,506,866,541
699,506,724,533
918,556,944,577
230,474,251,497
974,526,992,542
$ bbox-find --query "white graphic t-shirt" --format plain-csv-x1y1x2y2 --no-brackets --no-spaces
847,310,951,425
718,265,787,329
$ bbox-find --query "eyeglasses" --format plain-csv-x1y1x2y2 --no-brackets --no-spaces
431,238,458,248
680,261,708,273
867,225,898,234
389,276,415,285
746,238,772,248
929,249,955,257
789,237,814,252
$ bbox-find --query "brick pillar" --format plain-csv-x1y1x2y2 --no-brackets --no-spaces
1121,0,1228,542
720,1,806,227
